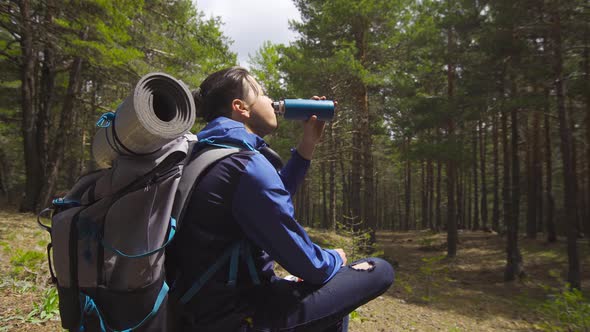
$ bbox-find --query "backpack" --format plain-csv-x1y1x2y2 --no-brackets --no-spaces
37,134,241,331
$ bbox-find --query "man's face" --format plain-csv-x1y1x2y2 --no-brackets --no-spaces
243,77,277,137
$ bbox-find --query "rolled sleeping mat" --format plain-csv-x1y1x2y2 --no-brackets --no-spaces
92,73,195,168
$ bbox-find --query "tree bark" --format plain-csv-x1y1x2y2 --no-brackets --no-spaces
446,7,458,256
472,125,480,230
421,160,428,229
404,141,411,231
551,0,580,289
352,17,374,235
19,0,44,212
470,172,475,230
39,30,86,209
567,100,582,237
505,71,524,282
544,91,557,243
321,157,328,228
458,167,465,230
428,158,434,230
329,124,337,231
479,120,488,230
533,108,543,237
501,81,511,239
526,111,537,238
337,128,350,222
584,24,590,245
436,146,442,231
0,146,10,202
37,0,57,177
492,112,500,232
350,123,362,230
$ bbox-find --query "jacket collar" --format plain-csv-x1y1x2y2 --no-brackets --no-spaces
196,117,267,150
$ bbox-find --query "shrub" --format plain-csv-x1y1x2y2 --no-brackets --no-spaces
536,285,590,332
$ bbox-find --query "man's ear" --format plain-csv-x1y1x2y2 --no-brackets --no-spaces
231,99,250,119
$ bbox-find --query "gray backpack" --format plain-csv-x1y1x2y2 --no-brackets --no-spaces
38,134,240,331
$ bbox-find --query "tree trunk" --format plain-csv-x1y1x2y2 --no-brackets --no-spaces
421,160,428,229
533,108,543,237
19,0,44,212
501,84,511,239
492,112,500,232
551,0,580,289
447,157,458,257
470,170,475,230
428,158,434,230
37,1,56,179
405,144,411,231
567,100,582,237
39,43,86,209
0,146,10,202
584,25,590,246
526,111,537,238
458,168,465,230
338,132,350,221
352,19,374,235
321,158,328,228
350,123,362,230
329,124,337,231
472,125,480,230
544,91,557,242
362,97,374,226
505,71,524,282
446,9,458,257
479,120,488,230
436,150,442,231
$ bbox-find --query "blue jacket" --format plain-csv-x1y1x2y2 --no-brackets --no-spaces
196,117,342,283
170,117,342,329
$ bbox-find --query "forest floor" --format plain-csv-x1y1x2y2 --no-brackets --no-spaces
1,209,589,331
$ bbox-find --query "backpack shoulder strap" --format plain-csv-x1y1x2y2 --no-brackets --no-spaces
171,144,242,227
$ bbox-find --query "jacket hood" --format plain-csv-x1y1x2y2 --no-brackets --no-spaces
197,117,267,150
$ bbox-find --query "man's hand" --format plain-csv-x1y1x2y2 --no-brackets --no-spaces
334,248,347,266
296,96,328,160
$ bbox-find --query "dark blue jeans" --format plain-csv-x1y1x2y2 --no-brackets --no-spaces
248,257,394,332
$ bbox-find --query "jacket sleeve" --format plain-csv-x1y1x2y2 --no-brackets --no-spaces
278,148,310,197
232,153,342,285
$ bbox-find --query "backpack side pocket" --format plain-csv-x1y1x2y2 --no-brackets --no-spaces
51,206,86,329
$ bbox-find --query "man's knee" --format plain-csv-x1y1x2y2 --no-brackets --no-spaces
360,257,394,292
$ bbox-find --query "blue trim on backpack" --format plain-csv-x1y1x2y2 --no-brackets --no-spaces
241,140,256,151
227,244,240,287
243,242,261,285
80,281,169,332
96,112,116,128
52,198,81,207
180,239,261,304
180,241,241,304
101,217,177,258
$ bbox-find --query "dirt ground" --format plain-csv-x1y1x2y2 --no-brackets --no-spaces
1,210,589,331
347,231,590,332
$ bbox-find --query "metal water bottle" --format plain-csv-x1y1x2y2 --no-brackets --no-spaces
272,99,335,121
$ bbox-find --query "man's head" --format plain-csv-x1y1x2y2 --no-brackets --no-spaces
194,66,277,137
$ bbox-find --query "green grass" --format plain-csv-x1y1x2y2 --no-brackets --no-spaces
10,249,45,279
535,286,590,332
26,288,60,323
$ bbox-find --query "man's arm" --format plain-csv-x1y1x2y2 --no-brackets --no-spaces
278,99,327,196
278,148,310,196
232,154,343,285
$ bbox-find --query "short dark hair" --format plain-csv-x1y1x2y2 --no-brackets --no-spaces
193,66,260,122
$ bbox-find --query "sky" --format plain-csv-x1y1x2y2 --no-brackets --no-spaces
195,0,301,67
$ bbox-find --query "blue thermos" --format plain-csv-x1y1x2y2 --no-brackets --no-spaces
272,99,335,121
